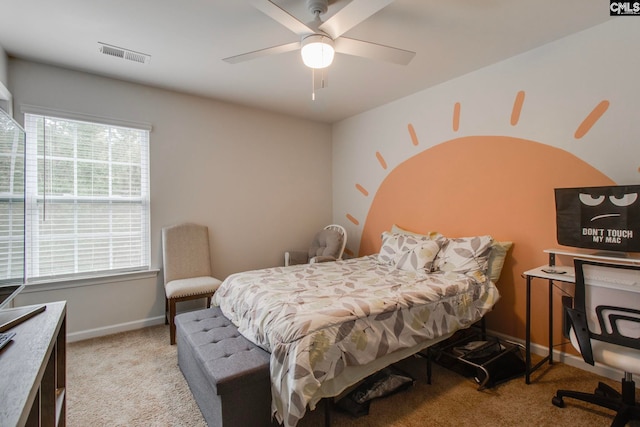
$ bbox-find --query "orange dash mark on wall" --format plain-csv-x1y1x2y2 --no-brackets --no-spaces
453,102,461,132
355,184,369,196
407,123,419,146
375,151,388,170
346,213,360,226
511,91,525,126
575,100,609,139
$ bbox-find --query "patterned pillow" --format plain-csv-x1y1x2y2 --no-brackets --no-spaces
378,231,442,271
433,235,494,280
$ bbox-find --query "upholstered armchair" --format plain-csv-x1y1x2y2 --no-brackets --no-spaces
284,224,347,266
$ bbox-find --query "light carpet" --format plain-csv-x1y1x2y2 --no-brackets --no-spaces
67,324,634,426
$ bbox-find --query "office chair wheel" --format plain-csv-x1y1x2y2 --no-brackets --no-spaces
552,396,565,408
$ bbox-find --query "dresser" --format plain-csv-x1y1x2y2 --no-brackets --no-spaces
0,301,66,427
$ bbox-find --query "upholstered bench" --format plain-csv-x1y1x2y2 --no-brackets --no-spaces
175,307,275,427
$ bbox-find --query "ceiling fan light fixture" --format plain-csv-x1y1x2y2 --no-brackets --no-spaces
301,34,334,69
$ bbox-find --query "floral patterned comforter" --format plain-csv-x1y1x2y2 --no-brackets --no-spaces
213,255,500,427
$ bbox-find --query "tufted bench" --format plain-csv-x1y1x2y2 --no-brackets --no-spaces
175,307,275,427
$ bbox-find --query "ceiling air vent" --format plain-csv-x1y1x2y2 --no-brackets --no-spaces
98,42,151,64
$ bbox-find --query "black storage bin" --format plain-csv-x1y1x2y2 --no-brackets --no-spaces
430,329,526,390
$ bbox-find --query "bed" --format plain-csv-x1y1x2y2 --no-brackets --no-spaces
213,230,507,427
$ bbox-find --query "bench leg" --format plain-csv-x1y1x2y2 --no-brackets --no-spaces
324,398,332,427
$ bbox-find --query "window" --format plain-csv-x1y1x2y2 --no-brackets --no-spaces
0,109,25,284
24,113,150,282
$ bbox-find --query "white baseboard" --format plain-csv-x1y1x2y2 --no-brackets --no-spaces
67,315,166,343
488,329,631,386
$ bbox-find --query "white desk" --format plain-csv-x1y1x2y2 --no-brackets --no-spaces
522,266,575,384
522,248,640,384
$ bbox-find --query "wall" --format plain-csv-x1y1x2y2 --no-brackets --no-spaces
8,59,332,340
332,19,640,353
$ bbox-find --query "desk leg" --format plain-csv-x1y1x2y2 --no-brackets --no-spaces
548,279,553,365
525,275,532,384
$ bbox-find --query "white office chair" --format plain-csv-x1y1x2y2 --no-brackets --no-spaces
162,223,222,345
552,258,640,426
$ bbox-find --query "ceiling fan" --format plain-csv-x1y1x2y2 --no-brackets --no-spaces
224,0,415,96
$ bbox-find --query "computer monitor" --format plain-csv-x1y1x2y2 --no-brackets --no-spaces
555,185,640,254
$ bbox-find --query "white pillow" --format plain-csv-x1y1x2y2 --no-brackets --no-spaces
433,235,494,280
378,231,442,271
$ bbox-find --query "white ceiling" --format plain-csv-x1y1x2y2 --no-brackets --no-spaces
0,0,611,123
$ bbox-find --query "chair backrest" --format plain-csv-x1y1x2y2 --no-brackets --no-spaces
325,224,347,259
567,258,640,367
308,224,347,260
162,223,212,284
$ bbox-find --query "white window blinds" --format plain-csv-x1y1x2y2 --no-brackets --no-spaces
24,113,150,281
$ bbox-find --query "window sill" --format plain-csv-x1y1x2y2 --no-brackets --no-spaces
24,269,160,293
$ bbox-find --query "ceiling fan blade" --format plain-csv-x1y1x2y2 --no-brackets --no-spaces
319,0,393,39
334,37,415,65
223,41,301,64
251,0,314,36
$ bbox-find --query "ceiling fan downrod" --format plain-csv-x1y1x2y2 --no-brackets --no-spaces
307,0,328,16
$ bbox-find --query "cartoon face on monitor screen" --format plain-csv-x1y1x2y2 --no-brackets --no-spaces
555,185,640,252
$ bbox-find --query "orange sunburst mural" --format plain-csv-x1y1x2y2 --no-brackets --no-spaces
344,90,623,343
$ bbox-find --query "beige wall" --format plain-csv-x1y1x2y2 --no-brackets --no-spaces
9,59,333,340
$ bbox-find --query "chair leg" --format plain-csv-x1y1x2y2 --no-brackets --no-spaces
611,407,633,427
553,375,640,426
553,389,624,413
164,296,169,325
596,381,621,399
169,299,177,345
